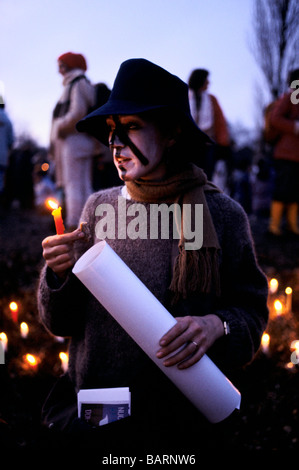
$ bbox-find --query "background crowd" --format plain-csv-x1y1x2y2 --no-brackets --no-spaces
1,56,298,237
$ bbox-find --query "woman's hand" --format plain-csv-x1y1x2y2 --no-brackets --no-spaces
42,228,85,278
156,314,224,370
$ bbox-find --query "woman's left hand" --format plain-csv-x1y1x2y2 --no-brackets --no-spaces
156,314,224,370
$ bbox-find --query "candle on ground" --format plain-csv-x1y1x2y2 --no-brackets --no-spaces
274,299,283,316
59,352,69,372
9,301,19,323
24,353,38,369
261,333,270,354
20,322,29,338
285,287,292,313
0,332,8,352
269,278,278,294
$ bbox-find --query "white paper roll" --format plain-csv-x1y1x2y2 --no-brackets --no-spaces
73,240,241,423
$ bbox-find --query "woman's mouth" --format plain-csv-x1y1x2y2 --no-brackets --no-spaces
115,156,131,166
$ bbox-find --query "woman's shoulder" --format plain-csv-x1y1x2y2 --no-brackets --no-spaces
205,190,250,237
205,187,240,209
85,185,123,207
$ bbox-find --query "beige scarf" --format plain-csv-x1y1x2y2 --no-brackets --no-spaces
126,164,221,303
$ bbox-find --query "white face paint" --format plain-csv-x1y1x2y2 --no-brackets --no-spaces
106,115,171,182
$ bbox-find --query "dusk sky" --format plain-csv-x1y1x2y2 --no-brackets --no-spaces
1,0,269,147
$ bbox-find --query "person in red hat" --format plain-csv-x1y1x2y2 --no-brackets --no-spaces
49,52,101,229
58,52,87,72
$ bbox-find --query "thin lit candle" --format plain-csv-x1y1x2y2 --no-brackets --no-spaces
59,352,69,372
285,287,292,313
9,301,19,323
269,278,278,294
20,322,29,338
274,299,283,316
261,333,270,354
0,332,8,352
46,199,65,235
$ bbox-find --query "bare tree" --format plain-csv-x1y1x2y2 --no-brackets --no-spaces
251,0,299,102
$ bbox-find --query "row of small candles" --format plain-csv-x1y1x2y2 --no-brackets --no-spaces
0,301,69,372
1,201,64,372
261,277,298,369
268,278,293,315
0,329,69,372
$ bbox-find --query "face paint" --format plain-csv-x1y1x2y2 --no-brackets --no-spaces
110,115,149,166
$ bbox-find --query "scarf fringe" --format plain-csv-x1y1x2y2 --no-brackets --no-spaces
169,247,221,304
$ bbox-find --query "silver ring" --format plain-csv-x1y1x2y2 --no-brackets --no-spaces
191,341,199,350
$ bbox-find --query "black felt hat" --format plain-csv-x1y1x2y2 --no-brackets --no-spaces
76,58,212,146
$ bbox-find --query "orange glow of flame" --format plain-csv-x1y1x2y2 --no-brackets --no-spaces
25,353,38,366
9,301,18,312
274,299,284,315
46,198,59,210
59,352,68,362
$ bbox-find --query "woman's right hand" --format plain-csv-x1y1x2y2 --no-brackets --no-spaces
42,228,85,278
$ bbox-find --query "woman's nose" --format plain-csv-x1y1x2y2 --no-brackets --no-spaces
109,131,124,148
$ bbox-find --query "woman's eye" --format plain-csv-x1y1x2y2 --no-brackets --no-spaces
125,123,140,131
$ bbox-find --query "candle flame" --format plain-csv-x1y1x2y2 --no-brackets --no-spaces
261,333,270,346
59,352,68,362
41,162,49,172
286,362,295,370
274,299,283,315
20,322,29,337
46,198,59,210
25,353,38,366
0,332,7,343
269,278,278,293
291,340,299,351
9,301,18,312
285,287,292,295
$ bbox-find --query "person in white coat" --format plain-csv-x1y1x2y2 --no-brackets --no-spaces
49,52,101,229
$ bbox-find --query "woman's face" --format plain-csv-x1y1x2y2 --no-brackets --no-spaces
106,114,172,181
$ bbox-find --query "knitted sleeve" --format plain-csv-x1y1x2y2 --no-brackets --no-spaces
207,192,269,368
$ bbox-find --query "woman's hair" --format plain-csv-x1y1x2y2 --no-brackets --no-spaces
188,69,209,91
140,108,207,169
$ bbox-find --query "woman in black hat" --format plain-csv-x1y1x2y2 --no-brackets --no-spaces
38,59,268,451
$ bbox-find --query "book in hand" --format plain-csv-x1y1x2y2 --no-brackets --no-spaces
77,387,131,427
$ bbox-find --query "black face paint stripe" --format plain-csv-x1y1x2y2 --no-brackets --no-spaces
110,116,149,166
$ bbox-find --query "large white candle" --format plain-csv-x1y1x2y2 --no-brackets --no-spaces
0,332,8,364
73,241,241,423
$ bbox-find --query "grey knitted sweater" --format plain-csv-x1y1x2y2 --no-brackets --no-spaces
38,185,268,426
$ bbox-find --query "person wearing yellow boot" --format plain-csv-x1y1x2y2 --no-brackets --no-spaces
268,68,299,236
269,200,284,236
286,203,299,235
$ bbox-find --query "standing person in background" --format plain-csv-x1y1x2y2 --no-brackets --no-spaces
268,69,299,236
49,52,101,230
0,96,14,206
188,69,231,191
